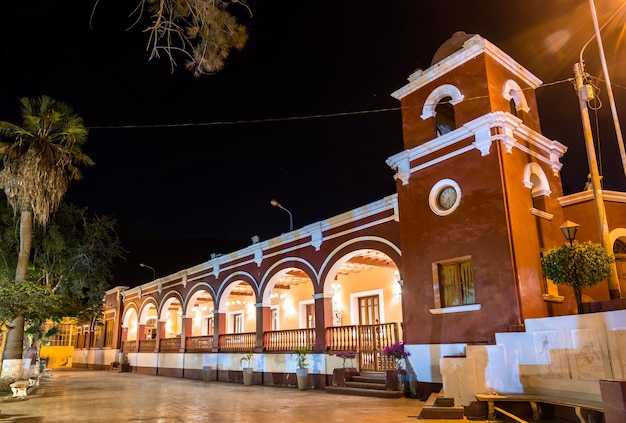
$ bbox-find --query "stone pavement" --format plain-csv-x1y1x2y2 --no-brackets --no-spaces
0,369,491,423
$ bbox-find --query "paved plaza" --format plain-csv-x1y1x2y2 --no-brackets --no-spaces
0,369,490,423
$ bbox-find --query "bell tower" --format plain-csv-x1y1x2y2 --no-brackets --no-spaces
387,32,568,345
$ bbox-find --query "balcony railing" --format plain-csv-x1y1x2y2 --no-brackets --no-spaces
185,336,213,352
263,328,315,352
139,339,157,352
326,323,399,371
124,323,398,369
123,340,137,353
160,337,182,352
218,332,255,352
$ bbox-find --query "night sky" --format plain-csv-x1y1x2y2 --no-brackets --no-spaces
1,1,625,285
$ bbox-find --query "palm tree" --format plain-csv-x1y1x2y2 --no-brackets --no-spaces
0,95,93,379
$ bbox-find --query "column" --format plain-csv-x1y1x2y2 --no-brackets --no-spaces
213,311,226,351
313,293,333,353
256,303,271,352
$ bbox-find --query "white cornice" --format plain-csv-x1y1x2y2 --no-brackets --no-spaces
119,194,400,297
392,35,542,101
386,112,567,185
558,190,626,206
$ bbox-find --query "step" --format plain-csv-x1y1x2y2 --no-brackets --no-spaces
420,392,464,420
350,375,386,384
345,381,386,390
326,386,405,399
420,406,465,420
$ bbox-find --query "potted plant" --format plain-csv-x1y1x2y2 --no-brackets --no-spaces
383,342,410,391
240,351,254,385
292,346,310,390
383,342,411,369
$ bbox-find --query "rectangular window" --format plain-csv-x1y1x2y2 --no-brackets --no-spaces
207,317,214,336
305,304,315,329
45,323,76,347
433,256,475,308
91,325,102,347
270,307,279,331
104,320,114,347
540,251,563,301
233,313,243,333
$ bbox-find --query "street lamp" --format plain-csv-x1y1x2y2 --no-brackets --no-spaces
559,220,580,246
270,199,293,233
139,263,156,280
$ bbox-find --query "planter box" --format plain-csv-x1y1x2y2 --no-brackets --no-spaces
332,368,359,387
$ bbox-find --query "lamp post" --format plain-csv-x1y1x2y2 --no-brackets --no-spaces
559,221,583,313
140,263,156,280
560,220,580,246
270,199,293,233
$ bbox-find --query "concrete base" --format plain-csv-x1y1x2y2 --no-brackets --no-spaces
600,379,626,423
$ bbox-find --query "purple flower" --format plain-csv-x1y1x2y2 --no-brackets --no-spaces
383,342,411,359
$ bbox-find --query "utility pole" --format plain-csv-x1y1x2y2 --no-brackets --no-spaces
588,0,626,179
573,62,621,299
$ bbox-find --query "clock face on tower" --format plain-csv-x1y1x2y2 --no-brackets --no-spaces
437,186,457,210
429,179,461,216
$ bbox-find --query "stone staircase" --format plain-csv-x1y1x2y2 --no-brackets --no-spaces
325,371,405,398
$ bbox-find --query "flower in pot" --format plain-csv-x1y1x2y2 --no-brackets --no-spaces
383,342,410,369
240,351,254,385
383,342,410,391
292,346,310,390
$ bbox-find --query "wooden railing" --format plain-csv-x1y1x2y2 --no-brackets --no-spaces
123,340,137,353
124,323,398,368
326,323,399,371
139,339,157,353
218,332,255,352
325,325,359,351
263,328,315,352
185,336,213,352
160,337,182,352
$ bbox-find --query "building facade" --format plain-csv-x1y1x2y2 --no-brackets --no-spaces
74,33,626,410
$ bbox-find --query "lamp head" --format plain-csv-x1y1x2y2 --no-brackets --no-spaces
270,199,280,207
559,220,580,243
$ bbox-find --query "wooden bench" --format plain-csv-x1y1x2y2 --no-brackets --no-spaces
10,380,30,399
476,393,604,423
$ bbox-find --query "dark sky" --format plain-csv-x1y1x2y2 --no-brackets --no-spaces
1,1,625,285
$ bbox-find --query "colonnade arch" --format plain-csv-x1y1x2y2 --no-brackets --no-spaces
185,285,216,337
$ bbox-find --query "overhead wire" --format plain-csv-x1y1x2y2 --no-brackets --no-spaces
85,77,581,131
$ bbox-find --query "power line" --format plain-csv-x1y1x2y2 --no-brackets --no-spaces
86,77,578,131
